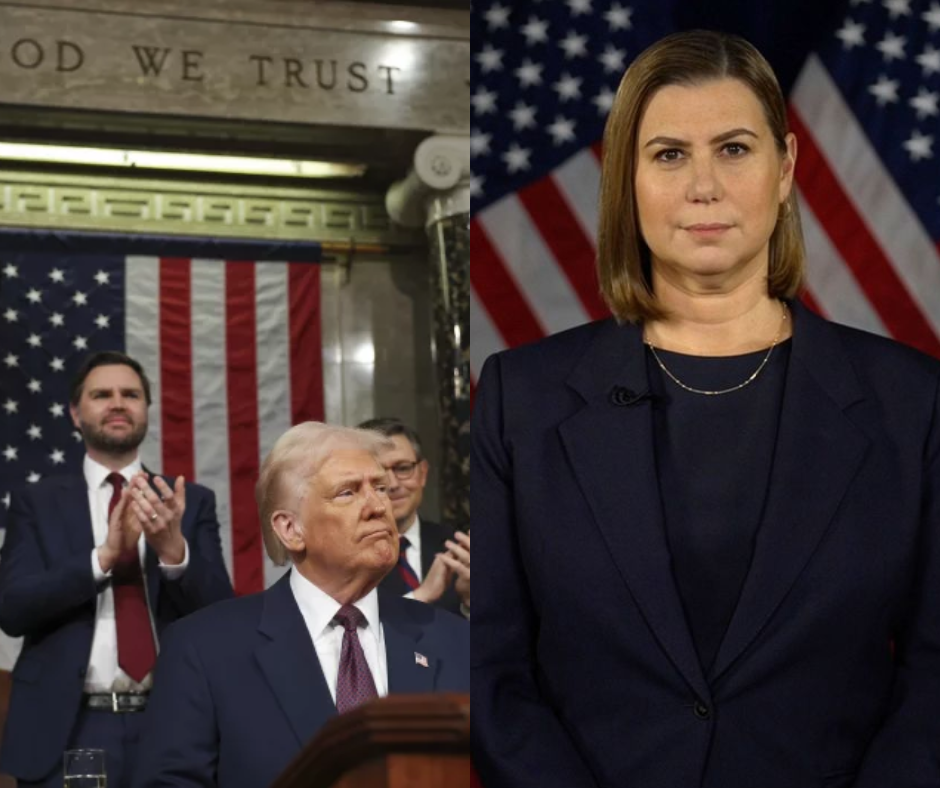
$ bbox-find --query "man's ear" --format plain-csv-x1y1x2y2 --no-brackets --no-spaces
271,510,305,554
416,459,429,488
69,403,81,431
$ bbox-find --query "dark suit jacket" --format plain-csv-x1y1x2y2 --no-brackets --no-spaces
133,574,470,788
379,518,463,615
0,474,233,782
472,302,940,788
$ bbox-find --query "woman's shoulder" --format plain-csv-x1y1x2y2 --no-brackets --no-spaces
803,313,940,421
825,317,940,381
486,318,623,375
475,319,628,433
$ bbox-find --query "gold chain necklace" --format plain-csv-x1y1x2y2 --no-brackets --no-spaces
645,302,789,396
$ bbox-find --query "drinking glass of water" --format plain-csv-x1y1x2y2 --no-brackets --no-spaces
63,748,107,788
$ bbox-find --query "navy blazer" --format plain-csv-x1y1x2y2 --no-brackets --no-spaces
472,302,940,788
379,518,464,615
133,573,470,788
0,475,234,782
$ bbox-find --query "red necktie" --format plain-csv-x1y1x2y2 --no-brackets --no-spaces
396,535,420,590
333,604,378,713
105,472,157,684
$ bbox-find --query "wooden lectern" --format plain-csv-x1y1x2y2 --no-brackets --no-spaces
270,693,472,788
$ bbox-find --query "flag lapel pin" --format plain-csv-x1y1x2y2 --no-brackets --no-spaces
414,652,429,668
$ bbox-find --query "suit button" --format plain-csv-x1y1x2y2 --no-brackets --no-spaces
693,700,710,720
78,667,87,678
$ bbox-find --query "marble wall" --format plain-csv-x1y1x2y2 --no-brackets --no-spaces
320,255,442,520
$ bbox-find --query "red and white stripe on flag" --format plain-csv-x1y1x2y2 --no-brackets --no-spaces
124,257,324,595
791,55,940,359
470,145,609,380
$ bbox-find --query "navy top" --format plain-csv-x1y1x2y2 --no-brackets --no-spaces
646,340,791,674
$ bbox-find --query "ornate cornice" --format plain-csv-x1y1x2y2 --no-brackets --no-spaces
0,170,424,247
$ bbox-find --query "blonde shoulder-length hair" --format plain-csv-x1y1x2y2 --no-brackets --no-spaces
596,29,805,323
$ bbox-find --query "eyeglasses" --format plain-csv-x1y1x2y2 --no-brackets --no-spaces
388,461,420,480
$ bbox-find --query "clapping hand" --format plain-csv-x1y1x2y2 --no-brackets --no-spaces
97,472,188,571
97,483,137,573
412,553,454,604
441,531,470,607
129,473,187,566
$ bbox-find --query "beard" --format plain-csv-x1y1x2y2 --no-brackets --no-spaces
79,416,147,455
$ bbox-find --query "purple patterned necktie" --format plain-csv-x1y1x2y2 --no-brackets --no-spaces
333,604,378,713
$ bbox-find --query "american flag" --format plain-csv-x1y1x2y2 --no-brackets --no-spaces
0,253,324,616
470,0,940,377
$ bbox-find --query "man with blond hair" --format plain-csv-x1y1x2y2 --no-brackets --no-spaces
134,422,469,788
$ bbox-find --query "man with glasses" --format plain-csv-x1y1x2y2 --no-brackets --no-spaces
358,418,469,617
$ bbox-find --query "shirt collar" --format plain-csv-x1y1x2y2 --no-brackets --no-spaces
400,514,422,549
83,453,143,491
289,567,381,639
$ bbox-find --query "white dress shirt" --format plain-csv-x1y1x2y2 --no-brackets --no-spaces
289,567,389,703
400,515,424,582
83,455,189,693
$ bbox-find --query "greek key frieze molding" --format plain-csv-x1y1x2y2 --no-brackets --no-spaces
0,174,420,246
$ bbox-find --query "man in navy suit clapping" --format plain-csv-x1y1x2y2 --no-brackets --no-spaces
0,351,233,788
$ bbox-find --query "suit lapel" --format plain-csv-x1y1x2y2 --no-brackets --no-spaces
710,303,870,681
558,321,709,700
145,544,160,613
59,476,94,555
419,520,444,578
381,595,436,694
255,575,336,746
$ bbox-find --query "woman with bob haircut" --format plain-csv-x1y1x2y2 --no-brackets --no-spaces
472,29,940,788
